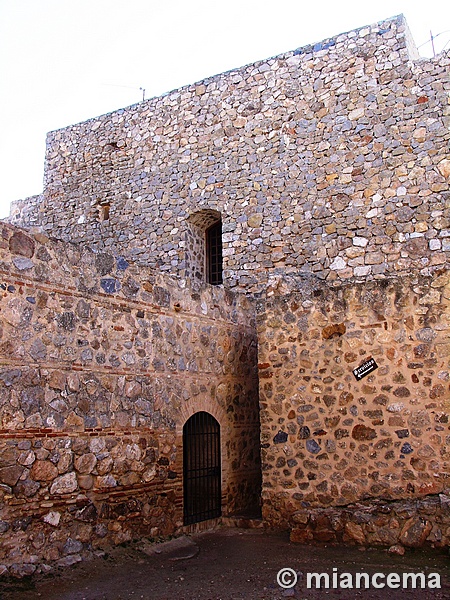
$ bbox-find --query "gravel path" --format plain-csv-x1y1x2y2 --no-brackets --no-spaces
1,528,448,600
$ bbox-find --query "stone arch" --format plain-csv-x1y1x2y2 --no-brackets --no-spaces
177,399,229,517
183,411,222,524
177,398,228,436
185,209,223,285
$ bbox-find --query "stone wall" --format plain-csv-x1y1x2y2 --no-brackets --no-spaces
0,223,261,575
8,195,42,229
3,12,450,566
10,15,450,292
256,274,450,546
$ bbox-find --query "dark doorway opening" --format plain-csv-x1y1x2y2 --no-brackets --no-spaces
183,411,221,525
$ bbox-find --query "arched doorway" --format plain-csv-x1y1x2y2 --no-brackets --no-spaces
183,412,221,525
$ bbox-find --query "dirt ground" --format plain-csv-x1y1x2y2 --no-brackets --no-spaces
0,528,449,600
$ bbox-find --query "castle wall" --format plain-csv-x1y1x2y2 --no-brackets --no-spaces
256,274,450,546
14,15,450,292
8,195,42,229
3,13,450,567
0,222,261,575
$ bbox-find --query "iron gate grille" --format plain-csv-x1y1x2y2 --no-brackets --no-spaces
206,221,223,285
183,412,221,525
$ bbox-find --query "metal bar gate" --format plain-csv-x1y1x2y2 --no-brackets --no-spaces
183,411,221,525
206,221,223,285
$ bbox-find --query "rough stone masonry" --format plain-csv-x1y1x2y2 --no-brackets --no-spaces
9,16,450,292
0,223,260,576
3,13,450,575
256,274,450,547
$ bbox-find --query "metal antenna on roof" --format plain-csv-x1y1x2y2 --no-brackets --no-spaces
430,31,436,57
102,83,147,102
418,30,450,56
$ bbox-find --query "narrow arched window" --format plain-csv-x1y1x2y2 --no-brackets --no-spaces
186,209,223,286
206,220,223,285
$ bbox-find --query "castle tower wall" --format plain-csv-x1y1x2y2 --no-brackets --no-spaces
13,15,449,292
3,14,450,568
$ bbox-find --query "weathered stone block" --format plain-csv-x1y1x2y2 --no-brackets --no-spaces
0,465,24,487
322,323,346,339
50,472,78,495
399,517,432,548
9,231,35,258
344,522,366,544
351,425,377,441
31,460,58,482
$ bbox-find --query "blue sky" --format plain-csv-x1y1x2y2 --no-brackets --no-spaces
1,0,449,218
